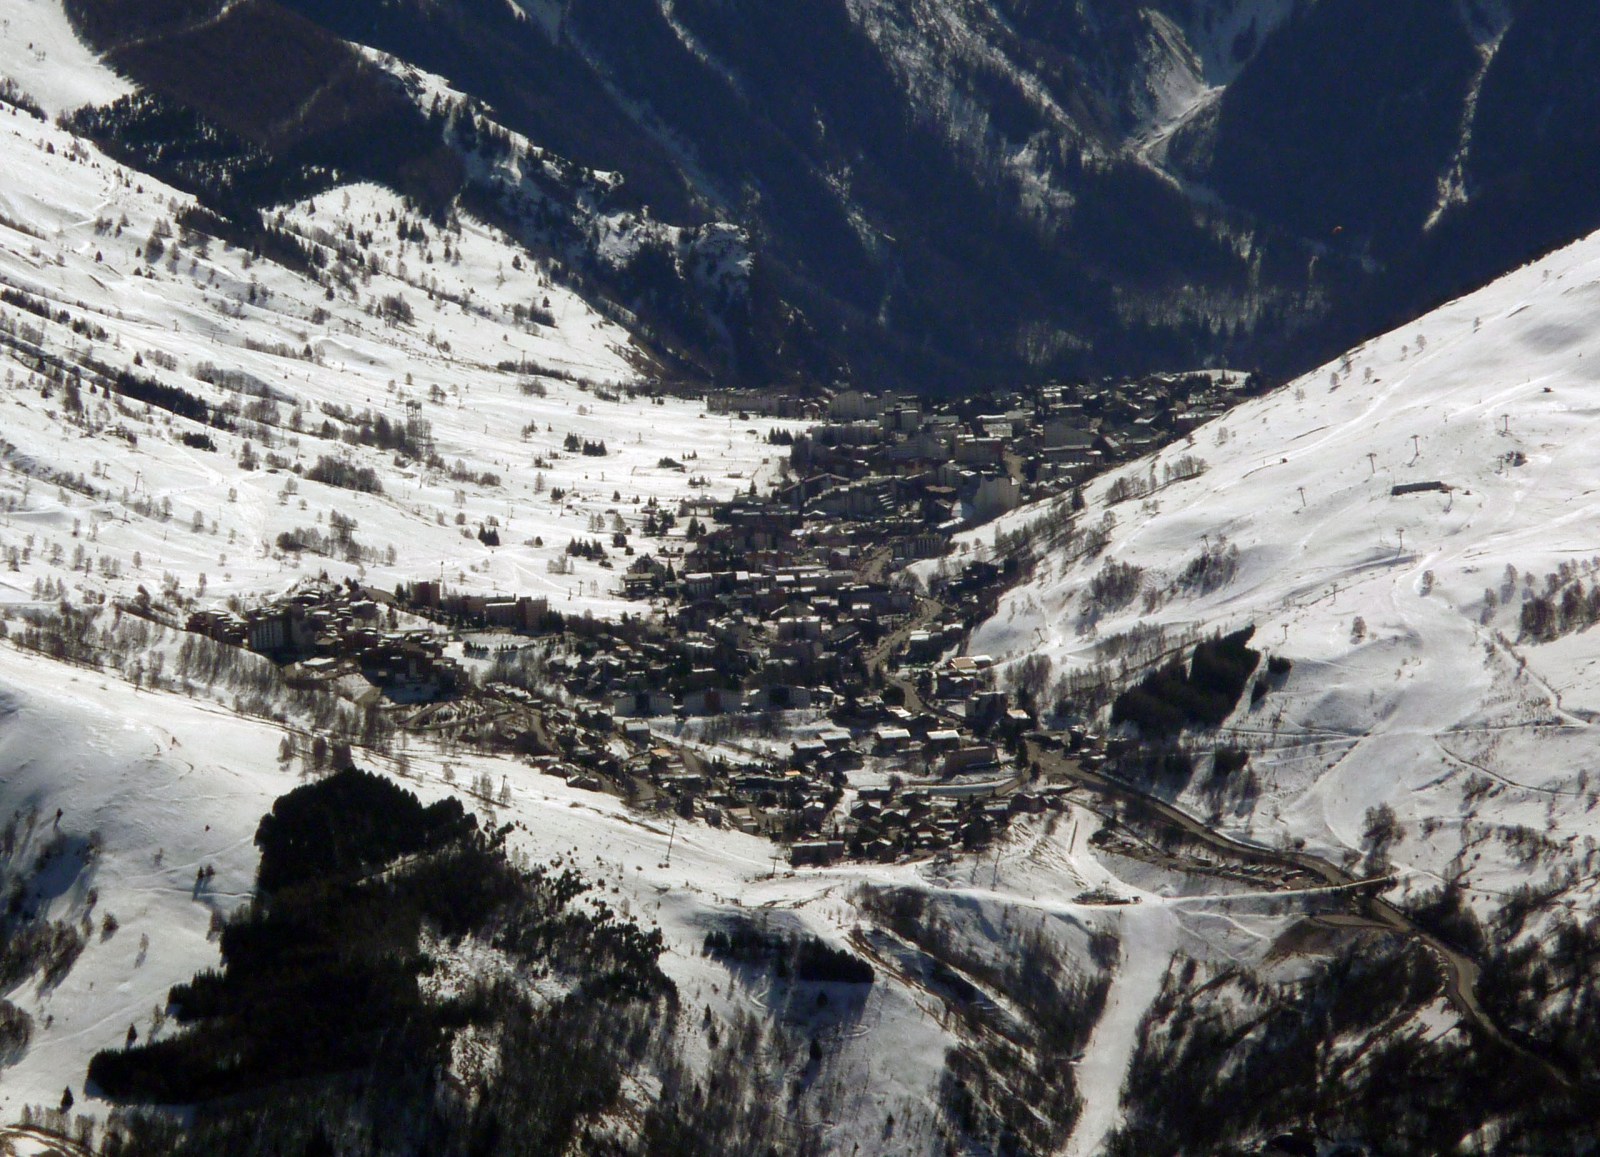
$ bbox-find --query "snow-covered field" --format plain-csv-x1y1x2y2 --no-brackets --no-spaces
0,17,802,623
0,0,130,118
967,224,1600,933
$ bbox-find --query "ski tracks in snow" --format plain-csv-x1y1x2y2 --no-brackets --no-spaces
1064,903,1180,1157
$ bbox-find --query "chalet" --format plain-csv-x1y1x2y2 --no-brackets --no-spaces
792,739,828,765
684,686,738,715
892,533,947,560
679,665,721,691
705,389,809,418
874,726,913,753
1009,793,1047,815
790,840,846,867
481,596,548,629
623,553,671,595
1102,424,1160,456
975,411,1029,438
828,389,882,421
886,431,949,463
949,653,995,673
905,630,939,663
359,639,462,700
819,727,854,750
673,599,725,631
733,774,789,798
817,420,882,447
681,572,719,599
718,505,801,551
769,635,823,665
808,476,896,519
746,684,813,711
1040,445,1098,476
658,772,706,795
880,402,923,435
247,605,318,660
968,690,1010,724
953,436,1004,466
775,615,824,642
187,609,247,646
1041,418,1093,449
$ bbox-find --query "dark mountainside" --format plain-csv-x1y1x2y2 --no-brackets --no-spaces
61,0,1600,392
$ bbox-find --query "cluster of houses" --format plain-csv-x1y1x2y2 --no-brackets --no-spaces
644,375,1262,609
795,780,1068,866
187,580,465,700
599,687,1064,867
545,384,1124,860
776,372,1258,535
177,554,1085,869
388,563,1065,863
559,600,1061,865
174,370,1245,869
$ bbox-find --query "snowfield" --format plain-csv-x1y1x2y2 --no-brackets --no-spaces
0,106,804,622
0,0,130,118
966,224,1600,930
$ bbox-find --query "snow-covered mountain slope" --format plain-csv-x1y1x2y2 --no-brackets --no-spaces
7,7,1600,1150
0,79,1306,1135
0,645,293,1119
0,0,129,118
0,624,1309,1149
0,82,802,622
970,226,1600,916
0,44,1124,1151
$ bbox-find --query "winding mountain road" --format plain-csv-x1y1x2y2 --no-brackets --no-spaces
1024,737,1578,1091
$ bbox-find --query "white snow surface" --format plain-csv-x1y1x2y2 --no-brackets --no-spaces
967,227,1600,927
0,100,799,621
0,0,131,117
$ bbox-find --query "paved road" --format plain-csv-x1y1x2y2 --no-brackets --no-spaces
866,593,948,715
1025,738,1578,1090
